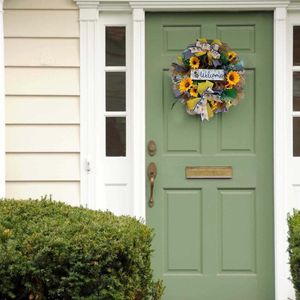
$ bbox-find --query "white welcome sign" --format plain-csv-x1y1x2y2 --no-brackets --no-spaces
191,69,225,81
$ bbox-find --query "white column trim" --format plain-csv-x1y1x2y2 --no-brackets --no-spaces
0,0,4,198
273,7,291,300
132,8,145,219
77,3,99,208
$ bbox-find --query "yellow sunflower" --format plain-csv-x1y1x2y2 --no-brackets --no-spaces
189,56,200,69
179,77,193,93
190,85,198,97
226,71,240,86
227,51,237,62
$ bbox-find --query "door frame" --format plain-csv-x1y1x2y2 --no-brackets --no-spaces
71,0,298,299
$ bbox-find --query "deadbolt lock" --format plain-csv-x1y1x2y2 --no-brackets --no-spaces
147,140,157,156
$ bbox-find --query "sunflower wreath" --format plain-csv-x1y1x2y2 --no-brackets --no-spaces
170,38,245,121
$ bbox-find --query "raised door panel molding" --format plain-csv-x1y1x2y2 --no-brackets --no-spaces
164,189,202,273
218,189,256,273
163,71,201,153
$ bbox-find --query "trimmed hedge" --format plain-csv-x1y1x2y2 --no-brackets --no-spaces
288,210,300,300
0,199,164,299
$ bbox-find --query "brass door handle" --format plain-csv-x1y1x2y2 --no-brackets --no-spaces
148,162,157,207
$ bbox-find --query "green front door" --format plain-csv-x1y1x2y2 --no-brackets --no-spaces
146,12,274,300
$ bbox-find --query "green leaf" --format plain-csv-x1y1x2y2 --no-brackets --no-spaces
183,59,190,67
220,52,229,65
221,88,237,100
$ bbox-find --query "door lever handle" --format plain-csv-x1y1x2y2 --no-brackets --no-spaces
148,162,157,207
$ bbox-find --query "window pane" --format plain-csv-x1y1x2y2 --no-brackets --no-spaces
106,27,125,66
294,26,300,66
294,72,300,111
294,117,300,156
106,117,126,156
106,72,126,111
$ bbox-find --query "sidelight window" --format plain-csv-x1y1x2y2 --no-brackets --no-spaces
95,13,132,215
105,26,127,157
293,26,300,156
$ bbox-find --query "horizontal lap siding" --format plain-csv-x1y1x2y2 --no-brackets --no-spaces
4,10,79,38
4,0,81,206
6,96,79,124
4,0,78,10
6,182,80,207
5,68,80,95
6,154,80,181
5,39,80,67
6,125,80,152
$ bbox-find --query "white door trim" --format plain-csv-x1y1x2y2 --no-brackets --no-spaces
76,4,99,208
0,0,5,198
132,8,146,219
129,0,289,10
73,0,296,298
273,7,292,300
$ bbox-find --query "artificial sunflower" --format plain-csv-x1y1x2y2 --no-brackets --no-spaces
226,71,240,86
189,56,200,69
190,85,198,97
227,51,237,62
179,77,193,93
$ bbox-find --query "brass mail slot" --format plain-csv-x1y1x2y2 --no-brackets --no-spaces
185,166,233,179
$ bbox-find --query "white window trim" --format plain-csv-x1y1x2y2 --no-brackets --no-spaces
0,0,4,198
285,10,300,299
73,0,298,298
95,13,133,215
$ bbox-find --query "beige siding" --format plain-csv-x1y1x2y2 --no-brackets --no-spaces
4,10,79,38
6,96,79,124
5,68,80,95
4,0,77,10
6,182,80,206
6,125,80,152
4,0,80,205
6,154,80,181
5,38,80,67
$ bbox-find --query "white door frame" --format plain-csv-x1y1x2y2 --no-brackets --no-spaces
72,0,297,299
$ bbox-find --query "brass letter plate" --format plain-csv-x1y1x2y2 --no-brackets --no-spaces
185,166,233,179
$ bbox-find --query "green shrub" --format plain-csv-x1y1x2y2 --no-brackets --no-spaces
0,199,164,299
288,210,300,300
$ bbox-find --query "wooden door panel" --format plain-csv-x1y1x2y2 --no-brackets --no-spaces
146,12,273,300
218,189,256,273
164,189,202,273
